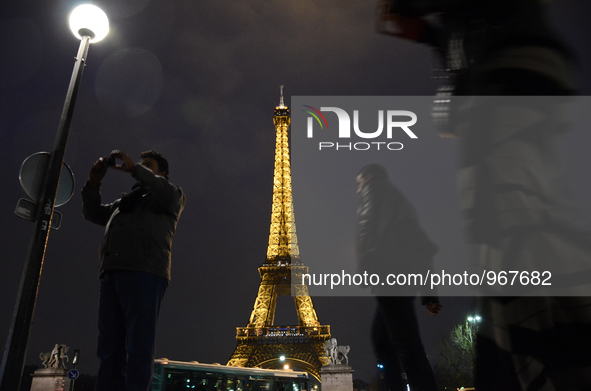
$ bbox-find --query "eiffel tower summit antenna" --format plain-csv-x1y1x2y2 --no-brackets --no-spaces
279,85,285,108
227,86,331,380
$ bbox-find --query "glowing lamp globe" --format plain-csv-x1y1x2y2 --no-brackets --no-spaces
69,4,109,42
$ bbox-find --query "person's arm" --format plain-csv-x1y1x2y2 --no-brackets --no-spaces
378,12,432,43
111,151,186,215
131,164,185,214
377,0,454,48
356,185,380,265
386,0,462,17
81,158,116,226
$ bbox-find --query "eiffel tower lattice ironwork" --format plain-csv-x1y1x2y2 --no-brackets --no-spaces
227,87,330,380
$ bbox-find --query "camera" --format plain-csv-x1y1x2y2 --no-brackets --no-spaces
102,155,116,168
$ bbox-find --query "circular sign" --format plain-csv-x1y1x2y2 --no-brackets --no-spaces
67,369,79,380
19,152,75,207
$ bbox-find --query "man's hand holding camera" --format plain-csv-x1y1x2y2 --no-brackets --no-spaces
110,151,135,173
89,158,108,187
89,151,136,187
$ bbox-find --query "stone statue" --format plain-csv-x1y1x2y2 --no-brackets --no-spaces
324,338,337,364
324,338,350,365
334,345,350,365
40,344,69,369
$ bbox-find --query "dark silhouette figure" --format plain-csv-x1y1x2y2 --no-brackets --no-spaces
356,164,441,391
378,1,591,389
82,150,186,391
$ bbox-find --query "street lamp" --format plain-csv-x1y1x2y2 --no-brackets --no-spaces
69,4,109,43
0,5,108,390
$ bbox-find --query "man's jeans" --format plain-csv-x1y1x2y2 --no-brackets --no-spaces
373,296,437,391
95,271,168,391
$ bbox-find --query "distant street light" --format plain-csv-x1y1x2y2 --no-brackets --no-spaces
467,315,481,323
0,5,108,390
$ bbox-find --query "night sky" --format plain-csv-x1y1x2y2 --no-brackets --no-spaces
1,0,590,383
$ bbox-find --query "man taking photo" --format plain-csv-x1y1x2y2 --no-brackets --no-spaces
82,150,186,391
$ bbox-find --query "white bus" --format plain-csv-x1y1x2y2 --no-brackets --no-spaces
152,359,309,391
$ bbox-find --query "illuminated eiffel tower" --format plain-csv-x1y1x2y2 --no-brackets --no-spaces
227,87,330,380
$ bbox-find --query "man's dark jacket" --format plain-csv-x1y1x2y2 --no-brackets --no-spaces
82,164,186,280
356,177,438,297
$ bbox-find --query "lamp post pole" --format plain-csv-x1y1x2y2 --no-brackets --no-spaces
0,5,107,389
0,34,91,391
